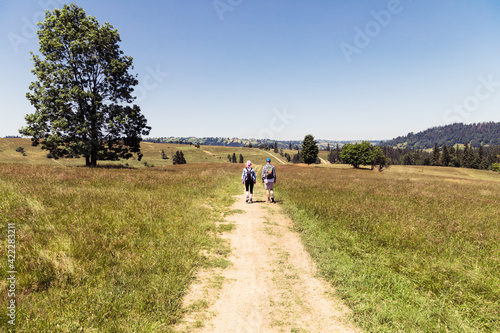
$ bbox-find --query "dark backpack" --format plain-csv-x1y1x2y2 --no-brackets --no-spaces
265,165,274,179
246,168,253,182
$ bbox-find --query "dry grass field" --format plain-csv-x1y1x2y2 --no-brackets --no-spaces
1,138,499,332
0,160,242,332
277,164,500,332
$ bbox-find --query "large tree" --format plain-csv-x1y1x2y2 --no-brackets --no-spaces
19,4,150,167
340,141,373,169
302,134,319,165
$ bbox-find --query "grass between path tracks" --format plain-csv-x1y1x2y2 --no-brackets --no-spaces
0,163,242,332
277,164,500,332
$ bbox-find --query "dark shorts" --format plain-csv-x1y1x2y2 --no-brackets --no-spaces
245,180,254,194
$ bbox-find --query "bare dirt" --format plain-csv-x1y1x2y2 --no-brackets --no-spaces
177,186,360,333
264,151,286,164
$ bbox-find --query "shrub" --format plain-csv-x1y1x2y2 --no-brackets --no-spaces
489,163,500,172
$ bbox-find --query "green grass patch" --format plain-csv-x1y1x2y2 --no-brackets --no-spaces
278,165,500,332
0,138,282,169
0,162,242,332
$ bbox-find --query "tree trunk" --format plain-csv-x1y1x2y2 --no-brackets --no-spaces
91,151,97,167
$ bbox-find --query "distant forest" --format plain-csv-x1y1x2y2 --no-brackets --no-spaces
384,122,500,149
143,136,379,150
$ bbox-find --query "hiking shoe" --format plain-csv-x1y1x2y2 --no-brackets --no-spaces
271,198,275,203
267,197,271,203
245,197,249,202
249,199,253,204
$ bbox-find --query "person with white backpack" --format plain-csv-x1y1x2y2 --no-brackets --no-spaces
242,160,257,203
261,158,276,203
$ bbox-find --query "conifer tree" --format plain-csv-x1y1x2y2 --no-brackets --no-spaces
302,134,319,165
463,142,474,168
431,143,440,166
173,150,186,165
440,144,450,166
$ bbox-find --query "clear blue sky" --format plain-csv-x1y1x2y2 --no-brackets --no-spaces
2,0,500,140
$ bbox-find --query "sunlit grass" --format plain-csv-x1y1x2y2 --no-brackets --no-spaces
278,165,500,332
0,138,283,168
0,162,241,332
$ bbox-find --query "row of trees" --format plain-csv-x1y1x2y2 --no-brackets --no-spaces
287,136,388,171
380,142,500,170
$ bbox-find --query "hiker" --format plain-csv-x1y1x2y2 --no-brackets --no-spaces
242,160,257,203
261,158,276,203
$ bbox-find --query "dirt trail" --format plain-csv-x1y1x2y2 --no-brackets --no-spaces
178,184,359,332
319,157,328,164
264,151,286,164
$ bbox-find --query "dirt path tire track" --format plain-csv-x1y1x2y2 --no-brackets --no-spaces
178,184,359,332
264,151,286,164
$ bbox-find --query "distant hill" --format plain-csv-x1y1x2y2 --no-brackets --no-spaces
144,137,380,150
384,122,500,149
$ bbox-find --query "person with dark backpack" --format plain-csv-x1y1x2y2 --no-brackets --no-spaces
261,158,276,203
242,160,257,203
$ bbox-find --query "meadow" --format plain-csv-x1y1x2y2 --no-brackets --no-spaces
0,160,242,332
0,138,285,167
1,138,499,332
278,164,500,332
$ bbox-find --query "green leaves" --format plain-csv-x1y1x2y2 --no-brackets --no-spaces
341,141,374,169
302,134,319,165
20,4,150,166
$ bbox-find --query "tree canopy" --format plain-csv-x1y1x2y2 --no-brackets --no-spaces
19,4,150,166
340,141,374,169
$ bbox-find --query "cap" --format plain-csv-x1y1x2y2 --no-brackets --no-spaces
266,158,271,162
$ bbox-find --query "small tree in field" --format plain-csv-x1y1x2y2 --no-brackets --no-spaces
232,153,237,163
292,151,303,164
371,146,388,171
340,141,373,169
301,134,319,165
19,4,150,167
239,154,244,163
173,151,186,165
